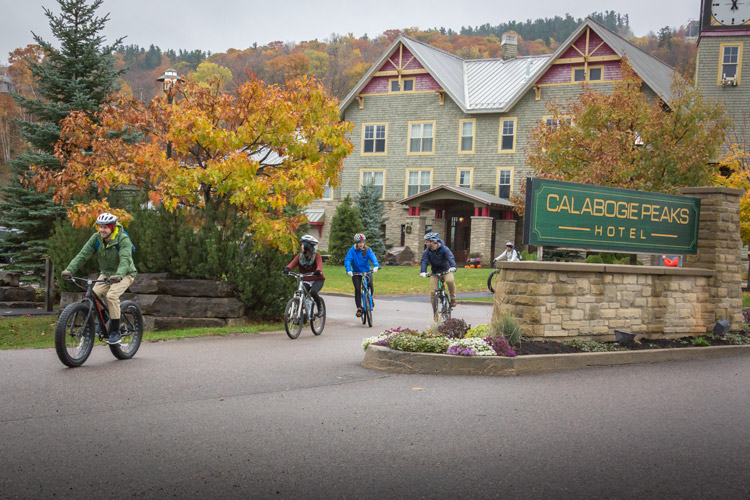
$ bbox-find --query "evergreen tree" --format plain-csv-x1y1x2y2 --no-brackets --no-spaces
0,0,124,281
327,195,364,265
355,181,387,261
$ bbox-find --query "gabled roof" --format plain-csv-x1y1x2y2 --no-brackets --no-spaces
340,19,677,117
397,184,514,208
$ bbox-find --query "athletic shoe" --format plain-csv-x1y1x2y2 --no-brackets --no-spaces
356,308,362,317
106,332,121,344
450,299,457,307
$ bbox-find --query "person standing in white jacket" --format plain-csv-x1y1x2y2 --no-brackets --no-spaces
494,242,521,263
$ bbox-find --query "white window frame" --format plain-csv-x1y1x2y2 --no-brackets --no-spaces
408,121,436,155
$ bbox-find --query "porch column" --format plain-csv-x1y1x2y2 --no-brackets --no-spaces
469,215,493,267
404,215,427,258
494,219,517,261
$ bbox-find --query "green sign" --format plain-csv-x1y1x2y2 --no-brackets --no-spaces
523,178,701,254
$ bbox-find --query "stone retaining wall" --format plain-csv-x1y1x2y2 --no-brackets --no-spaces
0,271,39,308
492,187,744,340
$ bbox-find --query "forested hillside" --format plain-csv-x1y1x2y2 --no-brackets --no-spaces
1,10,698,164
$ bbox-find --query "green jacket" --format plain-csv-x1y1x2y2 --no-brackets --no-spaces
66,223,137,278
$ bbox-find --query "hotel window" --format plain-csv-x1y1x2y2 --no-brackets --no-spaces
573,66,603,82
360,170,385,200
458,119,475,153
321,182,333,200
496,168,513,198
362,123,387,155
406,169,432,197
457,168,473,189
719,43,742,84
544,116,572,129
389,78,415,92
408,121,435,154
499,118,517,153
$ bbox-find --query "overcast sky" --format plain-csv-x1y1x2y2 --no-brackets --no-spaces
1,0,701,65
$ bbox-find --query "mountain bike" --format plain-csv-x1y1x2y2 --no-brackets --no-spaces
428,270,453,322
54,276,144,368
283,271,326,339
352,271,374,327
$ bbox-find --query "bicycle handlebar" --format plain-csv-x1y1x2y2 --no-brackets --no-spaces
426,270,454,277
66,276,112,289
350,271,373,276
285,271,319,279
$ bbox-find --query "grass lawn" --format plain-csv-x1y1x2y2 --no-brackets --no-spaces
322,265,491,294
744,293,750,308
0,315,283,350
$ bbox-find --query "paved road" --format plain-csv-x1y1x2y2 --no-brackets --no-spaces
1,295,749,499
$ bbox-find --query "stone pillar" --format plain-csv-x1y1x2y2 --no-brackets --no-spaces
494,219,517,260
470,216,493,266
404,215,427,260
681,187,744,331
432,213,449,245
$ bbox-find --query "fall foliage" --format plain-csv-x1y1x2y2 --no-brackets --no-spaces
715,144,750,246
30,77,353,253
525,63,731,210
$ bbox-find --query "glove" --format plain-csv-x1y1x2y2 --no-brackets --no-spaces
372,267,378,273
313,270,322,276
448,267,456,273
420,272,428,278
347,271,353,277
282,268,290,275
494,256,500,263
109,275,122,283
61,270,72,279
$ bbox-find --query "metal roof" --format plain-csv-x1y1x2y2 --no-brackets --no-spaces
304,208,325,223
340,19,677,117
396,184,514,208
464,56,549,111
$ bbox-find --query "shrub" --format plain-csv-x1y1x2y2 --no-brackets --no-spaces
484,336,517,357
520,250,538,261
563,339,628,352
585,254,604,264
388,331,450,353
492,310,522,345
48,219,100,292
327,195,364,264
466,323,491,338
692,337,710,346
438,318,470,339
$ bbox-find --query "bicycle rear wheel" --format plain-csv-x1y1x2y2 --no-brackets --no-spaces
54,302,95,367
440,294,452,321
284,297,304,339
109,300,144,360
310,297,326,335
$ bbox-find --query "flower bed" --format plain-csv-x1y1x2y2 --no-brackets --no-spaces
363,326,517,357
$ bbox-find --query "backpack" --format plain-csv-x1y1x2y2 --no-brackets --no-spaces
94,229,135,253
514,249,522,261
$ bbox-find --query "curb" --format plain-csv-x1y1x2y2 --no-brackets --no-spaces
362,344,750,376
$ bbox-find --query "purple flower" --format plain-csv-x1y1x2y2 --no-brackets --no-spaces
447,345,477,356
483,336,517,357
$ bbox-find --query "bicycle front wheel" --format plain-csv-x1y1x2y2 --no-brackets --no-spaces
109,300,144,360
440,294,452,321
310,297,326,336
54,302,95,367
284,297,304,339
363,291,373,327
487,270,500,293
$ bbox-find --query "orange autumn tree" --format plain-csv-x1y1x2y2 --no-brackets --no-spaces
715,144,750,249
32,76,353,254
524,63,731,213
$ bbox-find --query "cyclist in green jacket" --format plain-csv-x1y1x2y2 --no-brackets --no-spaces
61,213,137,345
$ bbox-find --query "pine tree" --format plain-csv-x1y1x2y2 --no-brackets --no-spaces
0,0,124,281
327,195,364,265
355,181,387,261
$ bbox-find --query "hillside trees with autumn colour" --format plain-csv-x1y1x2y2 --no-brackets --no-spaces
524,64,731,207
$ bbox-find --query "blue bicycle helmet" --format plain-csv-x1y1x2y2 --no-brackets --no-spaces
424,232,439,242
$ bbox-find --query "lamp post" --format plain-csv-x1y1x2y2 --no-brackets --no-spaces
156,68,182,159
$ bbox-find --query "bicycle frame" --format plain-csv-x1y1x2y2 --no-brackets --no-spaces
69,277,113,339
352,271,373,310
288,271,318,322
427,270,452,319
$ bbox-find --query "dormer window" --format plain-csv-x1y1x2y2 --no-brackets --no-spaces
572,66,603,82
389,78,414,92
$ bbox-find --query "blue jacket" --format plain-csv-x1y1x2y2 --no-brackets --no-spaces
344,246,379,273
420,239,457,273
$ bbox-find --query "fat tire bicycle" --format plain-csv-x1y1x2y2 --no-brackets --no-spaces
352,271,374,327
428,270,453,322
54,276,144,368
283,271,326,339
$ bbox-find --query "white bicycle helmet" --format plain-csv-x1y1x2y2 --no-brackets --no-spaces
506,241,514,247
300,234,318,246
424,232,439,242
96,212,117,225
354,233,366,242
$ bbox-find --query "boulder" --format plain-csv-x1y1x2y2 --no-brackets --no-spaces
385,246,415,266
128,273,177,294
0,301,42,309
0,271,20,287
157,279,236,298
132,294,244,318
0,286,37,302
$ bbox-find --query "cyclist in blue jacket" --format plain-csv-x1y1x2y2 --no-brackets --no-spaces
420,232,457,307
344,233,379,317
